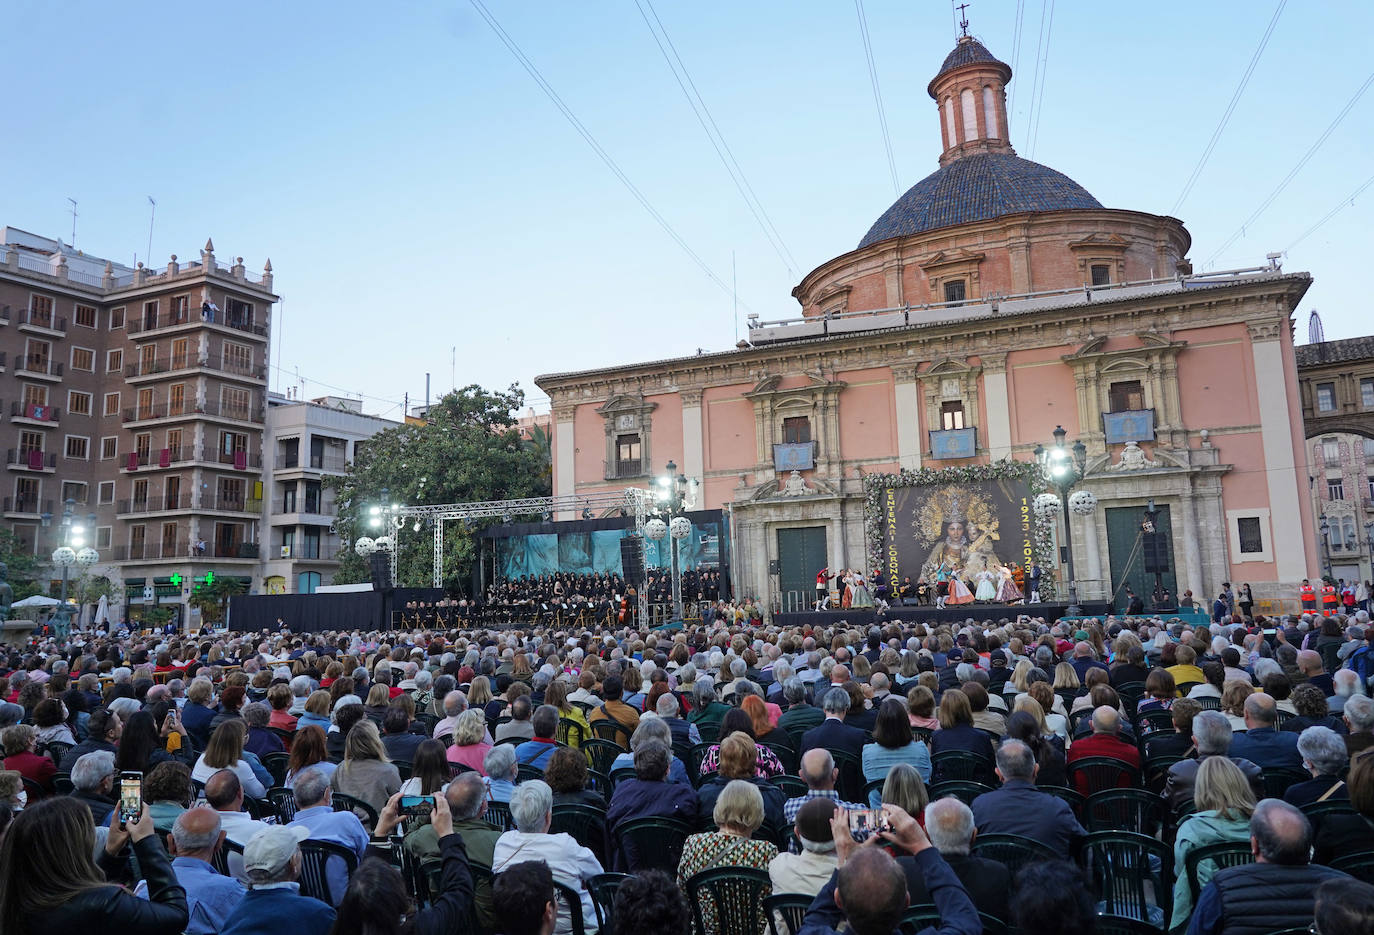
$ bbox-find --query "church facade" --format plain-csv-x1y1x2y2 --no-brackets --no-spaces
537,36,1319,612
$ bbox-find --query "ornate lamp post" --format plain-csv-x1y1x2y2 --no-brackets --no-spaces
646,460,691,622
1033,425,1089,616
48,497,99,638
1318,517,1334,582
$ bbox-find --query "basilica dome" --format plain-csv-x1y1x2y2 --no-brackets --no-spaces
858,152,1103,248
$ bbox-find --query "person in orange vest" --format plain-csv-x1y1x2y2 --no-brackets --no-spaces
1300,579,1317,613
1321,579,1340,617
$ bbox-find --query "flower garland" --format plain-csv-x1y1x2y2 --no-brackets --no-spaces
862,459,1060,598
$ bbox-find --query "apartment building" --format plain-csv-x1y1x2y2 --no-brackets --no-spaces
0,226,277,625
260,391,398,594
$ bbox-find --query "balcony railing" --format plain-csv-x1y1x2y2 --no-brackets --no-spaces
116,496,193,514
122,401,198,423
200,357,267,380
16,356,62,378
123,447,188,470
124,355,193,378
604,459,644,479
212,542,260,559
209,496,263,513
10,402,60,423
216,450,263,469
281,545,339,562
2,497,51,515
278,499,333,515
109,540,190,562
307,453,348,471
125,311,267,338
6,449,56,470
17,308,67,332
199,398,264,423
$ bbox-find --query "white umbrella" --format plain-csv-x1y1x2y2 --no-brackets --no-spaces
96,593,110,625
10,595,61,608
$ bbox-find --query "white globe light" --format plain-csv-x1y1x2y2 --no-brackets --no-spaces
75,547,100,567
354,536,376,556
669,516,692,540
373,535,394,552
1069,490,1098,515
644,518,668,540
51,546,77,566
1032,494,1061,519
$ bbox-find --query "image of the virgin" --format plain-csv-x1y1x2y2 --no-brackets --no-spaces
924,517,970,574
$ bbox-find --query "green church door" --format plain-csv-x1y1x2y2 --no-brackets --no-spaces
1105,505,1177,611
777,526,828,613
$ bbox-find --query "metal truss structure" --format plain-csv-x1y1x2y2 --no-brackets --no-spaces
388,489,656,589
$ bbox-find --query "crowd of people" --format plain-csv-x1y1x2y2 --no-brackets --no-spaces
4,603,1374,934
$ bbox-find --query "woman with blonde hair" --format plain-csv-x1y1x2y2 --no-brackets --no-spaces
880,762,929,824
445,708,492,775
1169,756,1257,929
1052,662,1081,693
330,719,400,815
191,720,266,798
677,778,777,935
1026,681,1068,742
363,683,392,726
1010,659,1035,694
466,676,493,709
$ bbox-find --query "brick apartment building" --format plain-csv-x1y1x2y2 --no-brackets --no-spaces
0,227,277,625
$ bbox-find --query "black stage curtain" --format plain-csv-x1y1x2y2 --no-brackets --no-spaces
772,602,1113,629
229,587,443,634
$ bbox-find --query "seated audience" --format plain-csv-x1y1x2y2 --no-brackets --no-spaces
1229,692,1304,769
862,697,932,804
678,779,777,935
606,739,698,870
219,824,336,935
769,797,839,897
1162,711,1264,812
135,806,246,934
971,739,1085,853
1170,756,1258,930
1285,726,1351,808
492,780,602,935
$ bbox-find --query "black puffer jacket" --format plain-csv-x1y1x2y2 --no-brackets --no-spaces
21,835,187,935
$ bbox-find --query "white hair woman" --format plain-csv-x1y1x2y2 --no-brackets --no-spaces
491,780,602,935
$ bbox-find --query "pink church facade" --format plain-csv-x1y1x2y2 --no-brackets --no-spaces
537,37,1319,611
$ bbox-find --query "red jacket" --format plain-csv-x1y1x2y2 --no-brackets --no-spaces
1065,732,1141,794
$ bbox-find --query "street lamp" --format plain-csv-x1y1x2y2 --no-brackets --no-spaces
353,486,403,586
1033,426,1089,616
1318,516,1334,581
647,460,691,622
48,497,99,639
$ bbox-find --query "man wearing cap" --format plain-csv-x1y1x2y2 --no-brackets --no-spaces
219,824,336,935
769,797,840,896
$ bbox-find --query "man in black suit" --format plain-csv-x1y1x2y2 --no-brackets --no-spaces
917,796,1011,922
800,686,866,758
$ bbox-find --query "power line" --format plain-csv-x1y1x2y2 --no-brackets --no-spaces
1022,0,1049,153
1207,69,1374,266
854,0,901,196
1171,0,1286,216
1007,0,1026,123
466,0,749,309
1284,168,1374,253
1027,0,1055,159
632,0,799,275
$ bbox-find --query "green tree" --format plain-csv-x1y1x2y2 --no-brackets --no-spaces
522,422,552,489
327,384,549,591
188,577,246,624
0,529,42,602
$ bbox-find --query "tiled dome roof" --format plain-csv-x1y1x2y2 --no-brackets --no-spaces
927,38,1011,97
858,152,1103,248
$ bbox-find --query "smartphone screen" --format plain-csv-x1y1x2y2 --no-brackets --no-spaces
118,771,143,828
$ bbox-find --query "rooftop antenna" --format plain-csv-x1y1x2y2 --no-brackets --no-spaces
67,198,78,247
146,196,157,265
955,1,970,37
1308,309,1325,345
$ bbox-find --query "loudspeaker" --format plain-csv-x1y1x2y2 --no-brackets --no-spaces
768,559,781,575
620,536,645,586
370,551,393,592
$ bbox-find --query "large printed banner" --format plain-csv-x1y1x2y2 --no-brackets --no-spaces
879,478,1035,586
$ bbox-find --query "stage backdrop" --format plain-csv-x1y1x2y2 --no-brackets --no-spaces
864,462,1056,596
482,510,727,580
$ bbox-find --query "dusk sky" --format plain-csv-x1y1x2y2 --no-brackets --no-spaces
3,1,1370,419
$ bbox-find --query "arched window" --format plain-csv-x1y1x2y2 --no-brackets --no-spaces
943,96,957,149
982,86,998,139
960,88,978,142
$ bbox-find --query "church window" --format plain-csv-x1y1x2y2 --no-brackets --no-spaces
1108,380,1144,412
1236,517,1263,554
941,401,966,430
982,86,997,138
782,417,811,444
943,97,957,149
1316,383,1336,412
943,280,966,304
615,434,641,477
1090,264,1111,286
960,88,978,142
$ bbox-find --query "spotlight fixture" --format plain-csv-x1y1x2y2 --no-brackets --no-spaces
582,508,593,520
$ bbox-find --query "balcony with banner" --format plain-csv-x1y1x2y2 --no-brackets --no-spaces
772,442,816,472
928,427,977,460
1102,409,1155,444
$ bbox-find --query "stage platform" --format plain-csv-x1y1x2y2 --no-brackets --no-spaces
771,601,1113,629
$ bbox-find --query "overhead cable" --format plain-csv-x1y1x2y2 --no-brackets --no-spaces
854,0,902,196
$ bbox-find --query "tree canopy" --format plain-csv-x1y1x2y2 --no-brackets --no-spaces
0,529,42,602
327,384,550,592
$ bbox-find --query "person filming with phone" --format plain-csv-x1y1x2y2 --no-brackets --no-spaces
798,802,980,935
